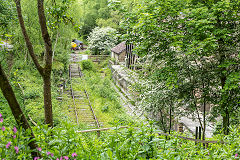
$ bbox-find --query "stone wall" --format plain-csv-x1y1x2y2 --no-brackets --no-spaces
109,61,133,99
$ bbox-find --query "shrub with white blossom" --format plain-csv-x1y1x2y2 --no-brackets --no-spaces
87,27,118,55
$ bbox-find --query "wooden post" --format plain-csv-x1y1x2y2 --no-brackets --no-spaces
97,131,100,137
63,80,65,90
198,126,202,140
195,126,198,145
178,123,183,133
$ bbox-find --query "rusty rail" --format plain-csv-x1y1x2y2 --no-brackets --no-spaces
77,65,101,136
69,64,79,124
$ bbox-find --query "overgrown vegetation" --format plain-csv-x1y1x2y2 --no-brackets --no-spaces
80,60,134,126
81,60,95,71
122,0,240,137
1,0,240,159
1,117,240,159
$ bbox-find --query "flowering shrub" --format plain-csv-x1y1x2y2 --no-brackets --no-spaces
87,27,118,55
0,112,240,159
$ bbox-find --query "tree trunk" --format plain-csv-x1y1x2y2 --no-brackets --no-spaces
15,0,54,127
217,14,229,135
38,0,54,127
159,108,167,133
223,108,229,135
43,74,53,127
202,82,206,144
202,96,206,147
221,65,228,135
0,64,40,158
169,105,172,134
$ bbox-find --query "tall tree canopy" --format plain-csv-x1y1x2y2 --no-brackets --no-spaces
123,0,240,135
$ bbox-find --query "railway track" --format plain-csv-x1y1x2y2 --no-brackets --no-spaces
68,63,101,131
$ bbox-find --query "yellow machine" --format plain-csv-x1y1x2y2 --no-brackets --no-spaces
71,42,77,48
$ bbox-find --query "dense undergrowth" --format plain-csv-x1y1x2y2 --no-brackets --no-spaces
1,49,239,160
0,59,66,127
1,114,240,159
64,59,134,127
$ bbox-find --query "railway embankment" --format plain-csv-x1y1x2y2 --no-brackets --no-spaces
57,51,134,129
109,61,214,138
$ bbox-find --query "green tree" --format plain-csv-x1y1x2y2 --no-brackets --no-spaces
15,0,54,127
0,63,40,158
79,0,116,39
88,27,118,55
123,0,240,136
0,0,17,35
182,0,240,135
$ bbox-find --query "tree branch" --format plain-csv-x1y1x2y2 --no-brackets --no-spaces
52,31,60,62
14,0,44,76
37,0,53,71
0,63,40,158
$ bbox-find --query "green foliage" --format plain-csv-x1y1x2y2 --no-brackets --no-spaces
0,0,81,128
123,0,240,134
46,0,74,29
78,0,114,39
101,104,109,112
88,27,118,55
0,0,17,35
82,66,132,125
1,115,240,159
0,126,34,159
81,60,94,71
24,89,40,100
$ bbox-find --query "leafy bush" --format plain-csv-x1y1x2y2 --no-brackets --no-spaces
1,113,240,160
87,27,118,55
83,49,90,55
101,104,109,113
81,60,94,71
24,89,41,99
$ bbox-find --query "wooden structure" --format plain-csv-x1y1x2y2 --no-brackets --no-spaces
76,126,225,147
110,41,139,69
126,43,138,70
111,42,126,63
88,55,110,63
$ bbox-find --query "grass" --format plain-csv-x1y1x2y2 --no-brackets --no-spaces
61,59,134,129
82,69,135,126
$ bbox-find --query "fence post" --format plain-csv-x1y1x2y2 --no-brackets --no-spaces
97,131,100,137
198,126,201,141
178,123,183,133
195,126,198,145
